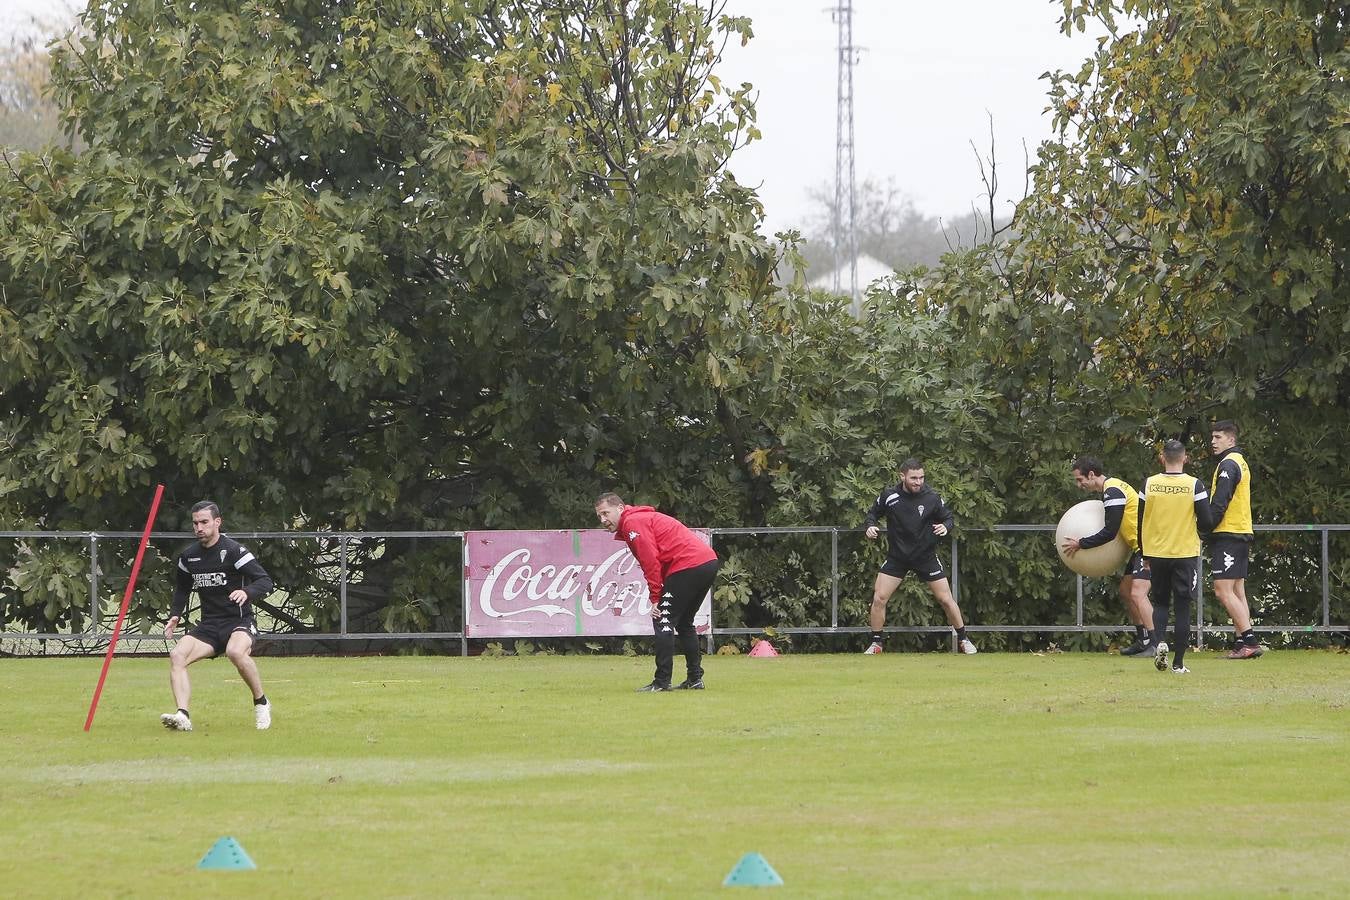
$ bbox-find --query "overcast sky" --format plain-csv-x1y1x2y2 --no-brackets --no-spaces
2,0,1101,236
718,0,1103,235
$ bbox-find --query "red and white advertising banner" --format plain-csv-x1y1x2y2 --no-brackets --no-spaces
464,529,713,638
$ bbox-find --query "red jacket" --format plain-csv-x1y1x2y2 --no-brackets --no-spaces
614,506,718,600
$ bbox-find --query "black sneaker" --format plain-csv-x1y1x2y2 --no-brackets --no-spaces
635,681,673,693
675,678,705,690
1119,641,1149,656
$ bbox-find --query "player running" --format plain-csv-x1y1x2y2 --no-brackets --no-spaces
161,501,274,731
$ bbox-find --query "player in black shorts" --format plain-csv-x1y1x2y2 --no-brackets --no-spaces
862,458,975,654
1063,456,1154,655
161,501,275,732
1208,420,1262,658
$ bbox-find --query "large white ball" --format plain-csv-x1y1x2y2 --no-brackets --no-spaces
1054,499,1131,577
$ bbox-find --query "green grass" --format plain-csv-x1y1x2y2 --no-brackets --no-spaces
3,650,1348,897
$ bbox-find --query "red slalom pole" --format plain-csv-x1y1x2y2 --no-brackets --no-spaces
84,483,165,732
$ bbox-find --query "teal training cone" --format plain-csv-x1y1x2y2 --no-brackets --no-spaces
197,836,257,871
723,852,783,887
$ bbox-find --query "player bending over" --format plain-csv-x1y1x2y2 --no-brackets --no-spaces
1064,455,1154,656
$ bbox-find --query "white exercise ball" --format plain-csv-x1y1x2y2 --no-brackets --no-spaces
1054,499,1131,577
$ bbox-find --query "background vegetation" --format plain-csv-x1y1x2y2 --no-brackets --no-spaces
1,1,1346,646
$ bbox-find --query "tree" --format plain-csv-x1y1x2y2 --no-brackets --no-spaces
0,0,791,632
1007,0,1348,493
871,0,1350,640
0,24,78,152
795,176,1009,279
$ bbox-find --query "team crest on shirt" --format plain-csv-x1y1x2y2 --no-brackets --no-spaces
220,547,228,562
918,505,925,517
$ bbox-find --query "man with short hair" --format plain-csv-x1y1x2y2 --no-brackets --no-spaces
1209,420,1262,659
1063,455,1153,655
595,493,720,692
861,458,975,655
161,501,275,731
1137,440,1213,674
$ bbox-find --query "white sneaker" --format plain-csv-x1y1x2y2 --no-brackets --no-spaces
1153,641,1170,672
863,642,883,655
254,700,272,730
160,711,192,732
957,638,978,655
1171,665,1190,675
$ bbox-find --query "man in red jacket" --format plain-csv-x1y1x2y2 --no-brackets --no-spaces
595,492,720,692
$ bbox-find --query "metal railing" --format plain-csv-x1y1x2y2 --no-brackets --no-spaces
1,524,1345,654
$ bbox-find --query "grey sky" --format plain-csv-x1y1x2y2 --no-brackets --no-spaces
2,0,1101,236
719,0,1102,235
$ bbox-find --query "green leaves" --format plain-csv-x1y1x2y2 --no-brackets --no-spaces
0,1,788,630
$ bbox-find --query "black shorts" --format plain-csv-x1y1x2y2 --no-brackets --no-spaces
880,553,946,582
1125,551,1151,582
1210,536,1250,580
187,617,258,655
1146,557,1200,605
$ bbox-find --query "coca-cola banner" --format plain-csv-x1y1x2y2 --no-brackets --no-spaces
464,529,713,638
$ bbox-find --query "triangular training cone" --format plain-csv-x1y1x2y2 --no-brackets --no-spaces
748,640,779,657
723,851,783,887
197,836,257,871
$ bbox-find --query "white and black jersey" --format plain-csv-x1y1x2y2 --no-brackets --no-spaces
171,535,274,622
863,483,955,560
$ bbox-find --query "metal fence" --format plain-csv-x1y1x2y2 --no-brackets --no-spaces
1,524,1345,654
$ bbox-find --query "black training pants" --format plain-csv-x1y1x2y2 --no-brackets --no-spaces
1147,556,1199,667
652,559,720,686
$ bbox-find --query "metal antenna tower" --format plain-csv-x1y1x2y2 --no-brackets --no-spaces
830,0,859,313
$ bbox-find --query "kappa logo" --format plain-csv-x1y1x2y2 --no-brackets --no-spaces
1223,552,1235,571
1219,470,1231,479
627,531,640,541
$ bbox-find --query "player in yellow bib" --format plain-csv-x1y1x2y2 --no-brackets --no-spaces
1064,456,1153,655
1137,440,1214,674
1209,420,1262,659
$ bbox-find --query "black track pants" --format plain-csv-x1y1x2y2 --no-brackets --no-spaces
1148,556,1199,667
652,559,720,685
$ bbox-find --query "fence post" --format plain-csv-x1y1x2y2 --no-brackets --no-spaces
951,535,960,606
1075,574,1083,629
89,533,100,637
1196,556,1206,650
830,528,840,629
339,536,349,637
1322,528,1331,628
461,535,469,657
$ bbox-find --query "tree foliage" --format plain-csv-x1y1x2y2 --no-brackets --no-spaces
862,0,1350,643
1,0,795,631
3,0,1346,646
0,26,77,152
796,176,1008,278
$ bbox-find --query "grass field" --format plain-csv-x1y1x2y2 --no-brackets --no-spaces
3,650,1348,898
